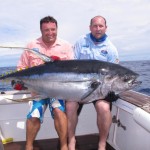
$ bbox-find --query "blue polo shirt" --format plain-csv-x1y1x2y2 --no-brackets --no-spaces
74,33,119,63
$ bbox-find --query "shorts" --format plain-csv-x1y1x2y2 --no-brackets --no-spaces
27,98,65,123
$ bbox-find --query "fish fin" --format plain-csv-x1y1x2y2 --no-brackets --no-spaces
4,96,42,103
26,48,60,63
81,81,100,101
25,48,51,62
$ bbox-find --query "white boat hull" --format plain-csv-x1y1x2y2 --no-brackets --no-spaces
0,90,150,150
108,99,150,150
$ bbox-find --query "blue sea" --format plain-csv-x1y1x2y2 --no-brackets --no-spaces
0,60,150,96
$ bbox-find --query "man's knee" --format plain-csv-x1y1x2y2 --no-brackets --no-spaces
53,108,66,119
95,100,111,113
66,102,79,113
27,117,40,124
26,118,41,131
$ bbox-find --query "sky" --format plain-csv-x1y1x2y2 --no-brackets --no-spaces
0,0,150,67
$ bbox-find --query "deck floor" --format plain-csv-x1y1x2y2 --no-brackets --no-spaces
3,134,115,150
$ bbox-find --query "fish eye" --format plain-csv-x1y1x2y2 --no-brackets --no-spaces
100,68,109,75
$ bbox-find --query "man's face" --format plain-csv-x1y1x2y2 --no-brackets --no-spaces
41,22,57,44
90,17,107,39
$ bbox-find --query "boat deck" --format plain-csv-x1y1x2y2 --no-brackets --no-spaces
119,90,150,113
3,134,114,150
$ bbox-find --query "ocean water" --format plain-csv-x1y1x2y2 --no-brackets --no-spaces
120,60,150,96
0,60,150,96
0,66,16,91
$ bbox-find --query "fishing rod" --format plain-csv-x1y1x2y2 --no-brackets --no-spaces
0,46,28,50
0,46,51,62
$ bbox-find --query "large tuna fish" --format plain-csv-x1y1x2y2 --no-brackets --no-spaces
0,59,141,103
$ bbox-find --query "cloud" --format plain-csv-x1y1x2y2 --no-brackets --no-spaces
0,0,150,66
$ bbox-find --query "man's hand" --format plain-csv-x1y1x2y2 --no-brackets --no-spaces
11,80,28,90
105,91,119,102
51,55,61,61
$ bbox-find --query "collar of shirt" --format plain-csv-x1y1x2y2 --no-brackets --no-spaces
90,33,107,43
36,37,62,48
87,33,107,46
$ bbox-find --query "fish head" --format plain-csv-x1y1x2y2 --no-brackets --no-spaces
111,73,141,93
99,64,142,96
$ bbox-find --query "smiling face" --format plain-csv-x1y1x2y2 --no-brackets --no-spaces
90,16,107,39
41,22,57,45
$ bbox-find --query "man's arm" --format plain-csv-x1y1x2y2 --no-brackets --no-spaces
12,49,30,90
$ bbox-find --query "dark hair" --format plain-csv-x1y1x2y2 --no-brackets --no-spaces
40,16,58,29
90,16,107,26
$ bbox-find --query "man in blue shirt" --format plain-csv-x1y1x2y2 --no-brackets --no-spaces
66,16,119,150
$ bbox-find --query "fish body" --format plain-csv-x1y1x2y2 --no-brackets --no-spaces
0,60,141,103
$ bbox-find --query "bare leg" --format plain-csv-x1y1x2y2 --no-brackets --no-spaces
26,118,40,150
53,108,68,150
95,100,112,150
66,102,79,150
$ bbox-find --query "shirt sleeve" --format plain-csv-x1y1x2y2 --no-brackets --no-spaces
17,43,31,70
73,40,82,60
17,51,29,70
65,44,74,60
107,43,119,64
